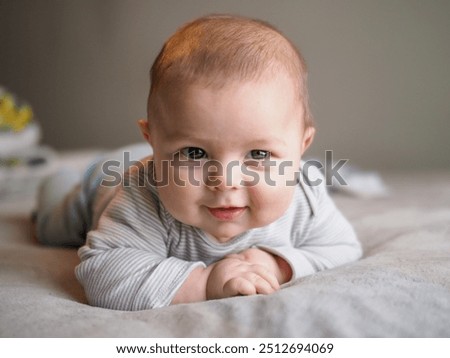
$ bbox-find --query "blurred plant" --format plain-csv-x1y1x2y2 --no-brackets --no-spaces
0,89,34,132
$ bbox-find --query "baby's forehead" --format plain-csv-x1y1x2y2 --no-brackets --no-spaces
152,76,304,134
159,70,300,101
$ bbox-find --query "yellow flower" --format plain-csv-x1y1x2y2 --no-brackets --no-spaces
0,93,33,132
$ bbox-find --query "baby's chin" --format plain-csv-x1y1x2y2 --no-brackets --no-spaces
202,210,291,243
201,219,273,243
201,226,251,243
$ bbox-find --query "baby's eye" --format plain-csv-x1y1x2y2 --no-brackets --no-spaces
249,149,271,160
180,147,207,160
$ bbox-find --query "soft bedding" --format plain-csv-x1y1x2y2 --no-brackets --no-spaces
0,152,449,337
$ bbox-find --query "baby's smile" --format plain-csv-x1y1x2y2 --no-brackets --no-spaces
206,206,247,221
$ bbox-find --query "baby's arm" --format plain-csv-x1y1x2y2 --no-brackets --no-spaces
76,185,205,310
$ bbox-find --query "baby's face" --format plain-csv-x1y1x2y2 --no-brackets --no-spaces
142,75,313,242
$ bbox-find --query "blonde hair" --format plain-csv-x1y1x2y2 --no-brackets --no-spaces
148,14,313,127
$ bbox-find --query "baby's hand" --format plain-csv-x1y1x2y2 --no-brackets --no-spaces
229,248,293,285
206,256,280,300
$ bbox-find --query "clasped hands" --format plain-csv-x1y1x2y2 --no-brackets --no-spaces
172,248,293,305
206,248,292,300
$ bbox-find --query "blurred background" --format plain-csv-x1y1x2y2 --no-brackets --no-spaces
1,0,449,170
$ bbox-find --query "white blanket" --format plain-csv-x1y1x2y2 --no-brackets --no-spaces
1,164,449,337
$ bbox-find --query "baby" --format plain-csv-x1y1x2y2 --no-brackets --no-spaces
35,15,362,310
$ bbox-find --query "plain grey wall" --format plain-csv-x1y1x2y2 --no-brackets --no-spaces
1,0,449,170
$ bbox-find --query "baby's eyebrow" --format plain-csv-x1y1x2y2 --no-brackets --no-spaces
163,130,288,149
247,138,287,148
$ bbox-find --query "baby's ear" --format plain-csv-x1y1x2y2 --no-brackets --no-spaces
301,126,315,154
137,119,152,144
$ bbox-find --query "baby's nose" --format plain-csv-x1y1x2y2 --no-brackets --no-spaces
204,160,242,191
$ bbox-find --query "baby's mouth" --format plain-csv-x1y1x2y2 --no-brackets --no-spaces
207,206,246,221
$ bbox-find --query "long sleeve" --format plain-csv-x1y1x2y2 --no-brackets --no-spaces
75,169,205,311
258,166,362,281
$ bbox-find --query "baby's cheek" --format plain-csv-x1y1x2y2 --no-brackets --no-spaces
158,189,195,227
247,183,294,225
158,184,189,213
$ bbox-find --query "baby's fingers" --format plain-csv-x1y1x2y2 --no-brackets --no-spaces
251,274,277,295
249,264,280,291
224,277,257,297
224,273,276,297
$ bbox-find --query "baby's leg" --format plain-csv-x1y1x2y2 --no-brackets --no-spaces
34,168,87,246
34,143,151,246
